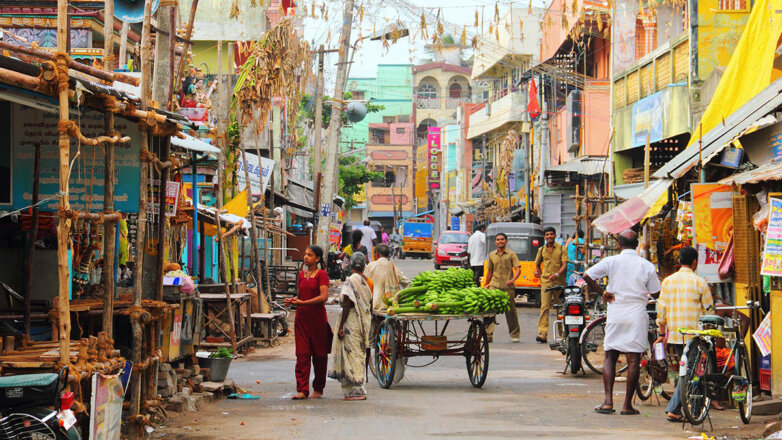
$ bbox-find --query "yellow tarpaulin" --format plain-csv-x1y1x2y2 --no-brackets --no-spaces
688,0,782,148
198,189,249,237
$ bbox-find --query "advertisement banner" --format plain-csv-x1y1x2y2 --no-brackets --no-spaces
427,127,441,190
753,313,772,357
12,104,141,212
632,92,663,147
761,197,782,276
691,183,734,251
90,373,125,440
236,152,275,196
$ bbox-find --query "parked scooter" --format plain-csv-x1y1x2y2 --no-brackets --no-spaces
548,285,590,374
0,366,81,439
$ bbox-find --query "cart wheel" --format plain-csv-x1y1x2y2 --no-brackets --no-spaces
465,320,489,388
373,319,397,389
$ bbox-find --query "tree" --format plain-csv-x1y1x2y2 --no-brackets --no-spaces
338,156,382,210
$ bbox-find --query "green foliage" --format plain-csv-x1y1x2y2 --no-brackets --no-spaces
299,91,385,128
338,156,382,210
209,348,234,359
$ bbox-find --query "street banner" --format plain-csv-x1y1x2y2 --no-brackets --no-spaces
761,197,782,276
427,127,441,190
753,313,772,357
691,183,734,251
237,152,275,196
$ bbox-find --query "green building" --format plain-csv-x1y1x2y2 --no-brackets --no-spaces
341,64,414,153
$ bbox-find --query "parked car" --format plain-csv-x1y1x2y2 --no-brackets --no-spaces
434,231,470,270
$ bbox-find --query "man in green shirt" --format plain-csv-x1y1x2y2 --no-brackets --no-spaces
484,233,522,342
534,226,568,343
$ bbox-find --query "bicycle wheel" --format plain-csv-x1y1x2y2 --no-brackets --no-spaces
580,316,628,375
735,344,753,424
637,328,661,400
373,319,397,389
465,320,490,388
681,337,714,425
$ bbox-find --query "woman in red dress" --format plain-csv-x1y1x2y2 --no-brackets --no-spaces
285,245,331,400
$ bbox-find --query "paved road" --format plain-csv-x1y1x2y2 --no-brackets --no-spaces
157,258,774,440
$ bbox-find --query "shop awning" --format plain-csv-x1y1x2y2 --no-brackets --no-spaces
171,133,221,154
592,179,673,234
719,161,782,185
613,182,646,200
285,179,316,217
654,76,782,180
548,156,609,175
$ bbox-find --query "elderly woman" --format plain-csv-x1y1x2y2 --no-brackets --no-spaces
328,252,373,400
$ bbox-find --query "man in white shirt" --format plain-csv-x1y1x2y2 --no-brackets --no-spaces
358,220,377,262
467,223,487,286
583,229,661,416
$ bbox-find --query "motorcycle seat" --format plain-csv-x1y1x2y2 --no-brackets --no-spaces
698,315,725,327
0,373,58,389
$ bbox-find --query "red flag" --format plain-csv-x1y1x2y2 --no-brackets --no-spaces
528,78,541,119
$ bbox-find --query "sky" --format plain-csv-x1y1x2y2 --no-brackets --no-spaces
298,0,551,88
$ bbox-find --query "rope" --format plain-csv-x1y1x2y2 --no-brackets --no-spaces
139,149,161,175
127,305,147,323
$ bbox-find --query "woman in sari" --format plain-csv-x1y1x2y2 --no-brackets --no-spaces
329,252,373,400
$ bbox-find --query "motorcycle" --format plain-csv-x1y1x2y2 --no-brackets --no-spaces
548,285,590,374
326,251,346,281
0,366,81,439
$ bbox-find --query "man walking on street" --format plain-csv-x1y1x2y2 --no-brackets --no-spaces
583,229,661,415
467,224,487,287
655,246,713,422
358,220,377,262
484,233,522,342
534,227,568,343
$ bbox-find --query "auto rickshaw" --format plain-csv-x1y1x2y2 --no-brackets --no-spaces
482,222,544,306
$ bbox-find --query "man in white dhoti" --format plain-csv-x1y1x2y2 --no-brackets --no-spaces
583,230,661,415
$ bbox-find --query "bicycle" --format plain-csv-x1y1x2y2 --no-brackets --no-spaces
637,299,676,401
679,301,761,426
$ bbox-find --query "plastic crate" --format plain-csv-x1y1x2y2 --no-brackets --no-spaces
760,354,771,392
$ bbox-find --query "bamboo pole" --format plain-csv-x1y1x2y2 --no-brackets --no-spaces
240,144,270,313
172,0,199,107
102,0,117,339
55,0,72,368
254,131,273,305
23,143,41,336
119,21,129,69
128,0,153,436
216,153,237,351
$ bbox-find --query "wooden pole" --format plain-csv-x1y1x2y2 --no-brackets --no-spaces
102,0,117,338
643,133,651,260
23,143,41,336
254,131,273,303
119,21,129,69
55,0,73,368
172,0,199,105
240,145,270,313
129,1,153,437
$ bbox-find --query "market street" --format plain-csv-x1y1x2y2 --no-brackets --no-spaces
156,258,775,440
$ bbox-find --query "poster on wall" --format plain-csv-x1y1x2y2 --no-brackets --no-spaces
691,183,734,251
427,127,441,190
761,197,782,276
632,93,663,147
12,104,142,212
236,151,275,197
90,372,125,440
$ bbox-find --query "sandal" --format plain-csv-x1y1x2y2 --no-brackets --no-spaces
343,395,367,401
620,409,640,415
594,405,615,414
666,414,684,423
292,393,308,400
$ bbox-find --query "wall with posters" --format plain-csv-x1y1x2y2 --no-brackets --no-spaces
691,183,734,282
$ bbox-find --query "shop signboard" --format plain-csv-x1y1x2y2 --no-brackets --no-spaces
427,127,441,190
761,197,782,276
753,313,772,357
236,152,275,197
632,93,663,147
772,131,782,162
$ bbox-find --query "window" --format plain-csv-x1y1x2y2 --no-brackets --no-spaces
398,115,410,123
449,83,462,98
417,83,437,99
382,116,396,124
396,128,406,135
352,91,365,100
371,166,408,187
371,128,386,144
718,0,747,10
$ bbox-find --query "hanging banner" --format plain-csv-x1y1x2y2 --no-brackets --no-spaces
753,313,772,357
164,181,180,217
236,152,275,197
691,183,734,251
761,197,782,276
427,127,441,190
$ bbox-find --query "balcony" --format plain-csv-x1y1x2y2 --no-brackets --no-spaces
415,94,472,110
416,97,441,110
466,89,525,140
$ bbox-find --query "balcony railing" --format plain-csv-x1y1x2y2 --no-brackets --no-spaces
415,94,473,110
416,97,441,109
446,97,471,108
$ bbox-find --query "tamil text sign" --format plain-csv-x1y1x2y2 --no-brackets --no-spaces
427,127,441,190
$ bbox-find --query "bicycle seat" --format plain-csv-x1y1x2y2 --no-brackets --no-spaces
698,315,725,327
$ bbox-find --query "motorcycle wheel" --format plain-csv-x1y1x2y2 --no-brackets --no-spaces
568,337,581,374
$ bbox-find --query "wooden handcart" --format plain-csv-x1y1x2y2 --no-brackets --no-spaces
370,312,495,389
